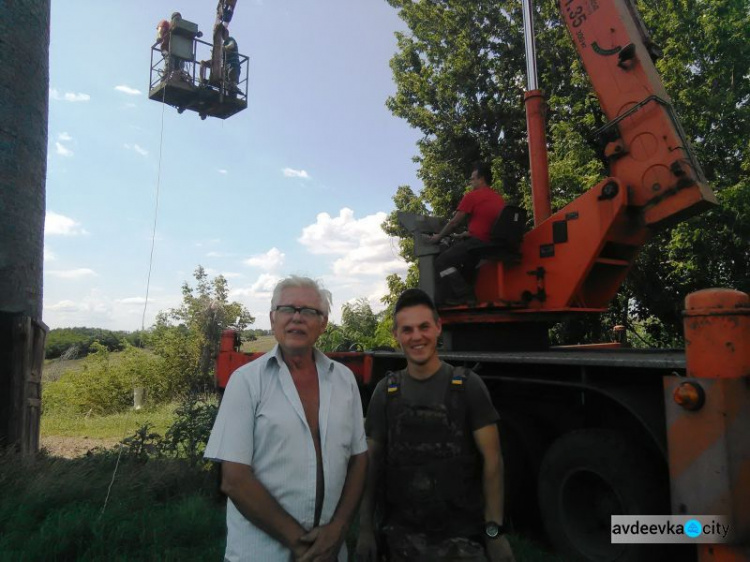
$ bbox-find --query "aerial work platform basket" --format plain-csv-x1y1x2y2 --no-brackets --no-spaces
149,18,248,120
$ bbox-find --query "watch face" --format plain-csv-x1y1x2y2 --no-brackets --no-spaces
485,522,500,538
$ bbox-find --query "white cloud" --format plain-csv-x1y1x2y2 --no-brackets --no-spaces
44,248,56,262
283,167,310,179
115,85,141,96
206,251,232,258
243,247,285,271
49,88,90,102
43,289,182,331
116,297,147,305
205,268,243,279
232,273,281,299
299,208,408,278
58,132,73,142
218,169,228,175
55,142,74,157
45,212,88,236
46,300,84,312
124,143,148,157
230,273,284,327
47,268,98,279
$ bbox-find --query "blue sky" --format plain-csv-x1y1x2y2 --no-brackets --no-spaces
44,0,422,331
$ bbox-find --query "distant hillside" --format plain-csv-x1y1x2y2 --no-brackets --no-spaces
45,327,145,359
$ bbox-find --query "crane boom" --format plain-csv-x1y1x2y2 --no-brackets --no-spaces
210,1,239,85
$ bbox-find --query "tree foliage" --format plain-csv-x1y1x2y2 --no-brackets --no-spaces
318,298,397,351
624,0,750,338
150,266,254,390
44,327,145,359
382,0,750,343
43,343,168,415
43,268,254,414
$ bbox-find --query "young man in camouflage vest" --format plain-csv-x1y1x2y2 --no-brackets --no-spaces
356,289,515,562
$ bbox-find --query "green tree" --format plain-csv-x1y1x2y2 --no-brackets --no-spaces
623,0,750,339
45,327,131,359
383,0,750,343
43,342,167,415
151,266,254,390
317,321,348,352
386,0,530,216
318,299,396,351
148,319,202,396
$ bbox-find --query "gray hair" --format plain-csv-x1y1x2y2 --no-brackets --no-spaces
270,275,332,316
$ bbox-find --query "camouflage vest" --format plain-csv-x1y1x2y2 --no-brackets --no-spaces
384,366,484,536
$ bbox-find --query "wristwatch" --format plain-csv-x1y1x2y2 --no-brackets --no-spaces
484,521,507,539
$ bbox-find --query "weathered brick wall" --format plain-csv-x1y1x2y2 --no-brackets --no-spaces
0,0,51,320
0,0,50,453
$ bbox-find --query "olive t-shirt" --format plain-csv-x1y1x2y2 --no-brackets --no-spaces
365,361,499,443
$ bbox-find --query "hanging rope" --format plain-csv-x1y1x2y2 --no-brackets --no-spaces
141,86,168,332
102,82,169,520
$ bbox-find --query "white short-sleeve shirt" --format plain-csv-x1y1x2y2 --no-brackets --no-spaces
204,344,368,562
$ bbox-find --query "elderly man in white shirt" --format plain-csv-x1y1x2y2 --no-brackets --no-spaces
205,275,368,561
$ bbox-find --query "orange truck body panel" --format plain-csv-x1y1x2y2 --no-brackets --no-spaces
664,290,750,560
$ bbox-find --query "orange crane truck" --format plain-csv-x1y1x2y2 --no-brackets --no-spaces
215,0,750,560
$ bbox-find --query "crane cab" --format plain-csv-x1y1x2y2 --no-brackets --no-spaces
148,17,248,120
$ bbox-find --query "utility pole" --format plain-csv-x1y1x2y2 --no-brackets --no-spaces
0,0,51,455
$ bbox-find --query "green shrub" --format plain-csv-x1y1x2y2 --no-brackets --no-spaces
43,343,169,416
45,327,132,359
145,325,210,396
160,395,219,467
111,395,218,468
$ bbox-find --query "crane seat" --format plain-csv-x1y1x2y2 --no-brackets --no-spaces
468,205,526,264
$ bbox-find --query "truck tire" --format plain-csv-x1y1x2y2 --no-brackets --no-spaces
537,429,668,562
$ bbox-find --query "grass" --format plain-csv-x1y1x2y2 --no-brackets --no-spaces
0,448,564,562
241,334,276,353
42,356,87,383
29,385,568,561
0,451,225,561
41,401,178,439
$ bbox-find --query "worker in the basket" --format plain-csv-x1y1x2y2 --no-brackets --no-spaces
223,37,241,93
155,12,188,80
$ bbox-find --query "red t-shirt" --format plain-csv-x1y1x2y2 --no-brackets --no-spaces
457,186,506,242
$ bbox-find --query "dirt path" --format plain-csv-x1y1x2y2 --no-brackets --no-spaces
41,436,121,459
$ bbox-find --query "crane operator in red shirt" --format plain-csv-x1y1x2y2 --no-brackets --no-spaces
428,162,506,306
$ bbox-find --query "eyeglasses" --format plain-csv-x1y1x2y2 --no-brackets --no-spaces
274,305,324,319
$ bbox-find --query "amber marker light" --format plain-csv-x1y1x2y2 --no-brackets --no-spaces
673,382,705,411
